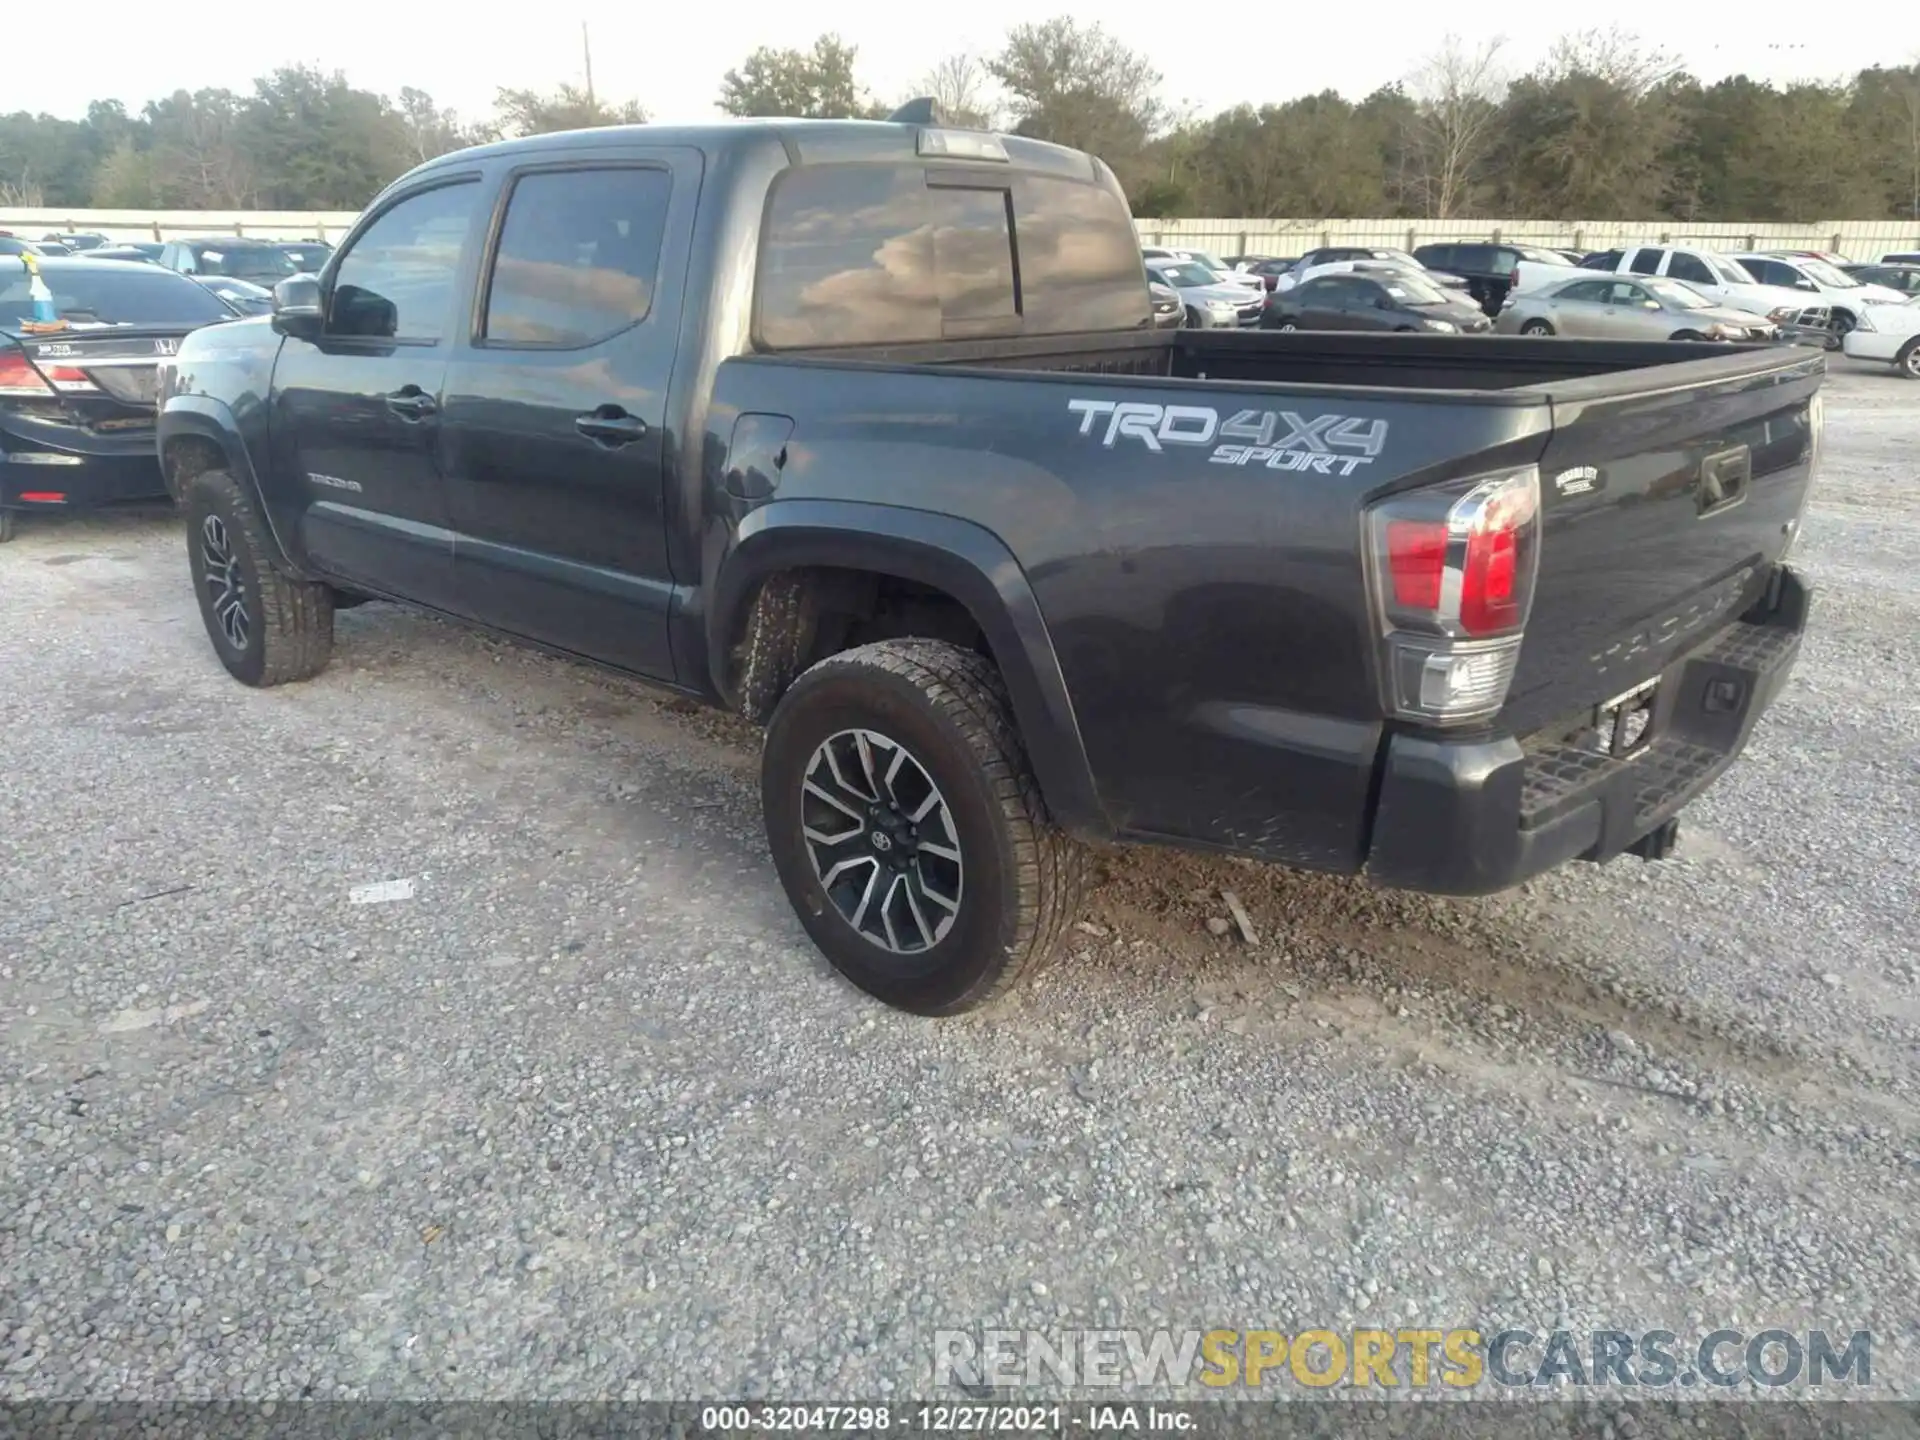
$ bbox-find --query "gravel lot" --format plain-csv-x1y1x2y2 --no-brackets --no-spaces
2,364,1916,1404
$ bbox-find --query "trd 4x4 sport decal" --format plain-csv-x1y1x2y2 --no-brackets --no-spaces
1067,399,1390,476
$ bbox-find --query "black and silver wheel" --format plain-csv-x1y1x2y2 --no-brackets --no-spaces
1898,340,1920,380
1520,319,1554,337
800,728,963,956
185,468,334,687
1277,319,1298,331
1830,311,1855,339
762,638,1085,1015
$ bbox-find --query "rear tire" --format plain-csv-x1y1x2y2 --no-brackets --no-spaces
1520,319,1554,336
184,469,334,687
1897,339,1920,380
0,510,15,544
761,638,1085,1016
1670,330,1706,342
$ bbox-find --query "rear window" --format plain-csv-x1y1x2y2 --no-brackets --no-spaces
756,163,1146,348
0,262,234,329
193,244,299,282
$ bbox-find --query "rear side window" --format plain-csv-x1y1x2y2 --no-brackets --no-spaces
1627,249,1663,275
1580,250,1622,270
756,163,1143,348
483,166,672,347
1414,245,1455,268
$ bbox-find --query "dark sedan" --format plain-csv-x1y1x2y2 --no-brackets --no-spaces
1262,270,1490,334
1843,264,1920,298
275,240,335,274
1,257,242,541
157,237,303,289
88,243,167,264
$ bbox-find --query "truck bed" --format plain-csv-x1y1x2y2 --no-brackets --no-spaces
787,326,1804,392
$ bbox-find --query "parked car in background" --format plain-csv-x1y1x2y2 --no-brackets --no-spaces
1497,275,1779,342
158,237,303,288
41,233,110,252
189,274,276,316
34,241,75,257
275,240,335,274
0,233,46,257
1549,248,1586,264
1878,250,1920,265
1282,258,1472,295
1840,298,1920,378
1757,249,1853,267
1570,245,1830,334
1231,256,1303,291
1,256,241,542
1145,258,1263,327
84,243,166,264
1148,279,1184,328
1263,270,1490,333
1731,252,1905,334
1843,264,1920,298
1411,241,1577,315
1141,246,1263,292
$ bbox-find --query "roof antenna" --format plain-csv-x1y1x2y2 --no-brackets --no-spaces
888,97,948,126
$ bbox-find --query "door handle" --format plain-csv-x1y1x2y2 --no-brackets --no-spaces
385,387,437,421
575,406,648,447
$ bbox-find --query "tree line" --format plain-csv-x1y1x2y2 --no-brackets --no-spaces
2,24,1916,223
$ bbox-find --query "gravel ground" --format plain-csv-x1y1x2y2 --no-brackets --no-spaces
2,364,1916,1406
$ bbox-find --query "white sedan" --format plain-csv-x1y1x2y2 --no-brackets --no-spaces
1840,299,1920,378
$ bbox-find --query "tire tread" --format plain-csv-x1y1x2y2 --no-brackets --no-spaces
187,469,334,686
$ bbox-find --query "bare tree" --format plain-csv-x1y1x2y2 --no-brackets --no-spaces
1544,27,1681,95
0,173,44,207
1405,35,1508,219
919,53,994,129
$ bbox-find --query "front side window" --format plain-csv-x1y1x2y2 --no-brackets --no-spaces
328,181,478,342
483,166,672,347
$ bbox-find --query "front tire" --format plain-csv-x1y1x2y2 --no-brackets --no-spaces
1897,339,1920,380
1830,311,1856,338
761,639,1085,1015
184,469,334,687
1670,330,1706,342
1520,319,1554,336
1184,306,1202,329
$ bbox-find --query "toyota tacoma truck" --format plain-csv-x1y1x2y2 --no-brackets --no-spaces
156,105,1822,1015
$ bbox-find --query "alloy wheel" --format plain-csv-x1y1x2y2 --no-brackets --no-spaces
199,514,250,651
800,727,963,955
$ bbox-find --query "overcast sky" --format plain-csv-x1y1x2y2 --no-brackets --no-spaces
13,2,1915,125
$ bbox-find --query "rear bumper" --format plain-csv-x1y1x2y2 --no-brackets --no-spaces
0,419,167,510
1366,564,1810,897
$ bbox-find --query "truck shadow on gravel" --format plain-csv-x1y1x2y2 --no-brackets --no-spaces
315,601,1902,1144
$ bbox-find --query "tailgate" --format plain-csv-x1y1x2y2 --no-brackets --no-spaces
1500,349,1822,737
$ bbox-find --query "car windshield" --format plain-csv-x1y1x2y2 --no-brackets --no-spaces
1383,274,1451,305
1375,249,1421,267
1798,258,1859,288
1644,278,1712,309
194,244,300,282
1156,262,1216,288
1186,251,1229,272
0,261,234,329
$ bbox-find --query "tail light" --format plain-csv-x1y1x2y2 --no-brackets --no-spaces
0,349,98,396
1364,466,1542,725
1509,266,1521,290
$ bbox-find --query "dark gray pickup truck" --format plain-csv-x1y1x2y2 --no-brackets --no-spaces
156,106,1821,1014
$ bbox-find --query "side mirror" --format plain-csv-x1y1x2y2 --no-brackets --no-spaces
1644,300,1662,309
270,274,324,340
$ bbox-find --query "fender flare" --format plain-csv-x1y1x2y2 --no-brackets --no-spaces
158,398,307,579
710,498,1109,838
